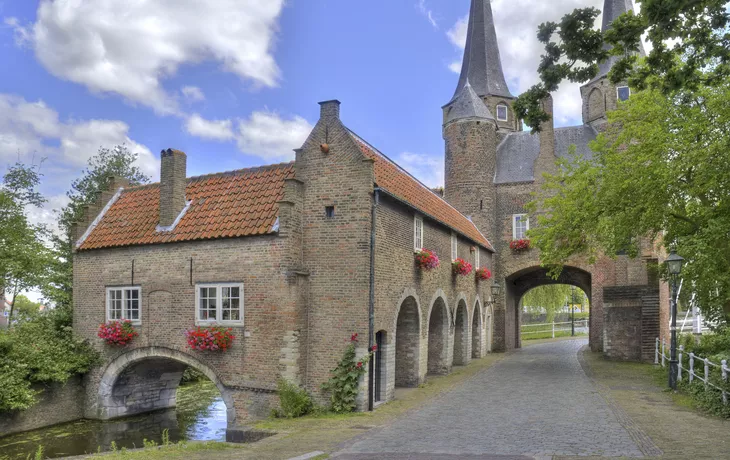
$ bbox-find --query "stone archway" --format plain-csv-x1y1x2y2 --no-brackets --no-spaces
427,297,450,375
453,300,469,366
394,296,421,388
96,347,235,427
505,266,592,350
472,301,483,359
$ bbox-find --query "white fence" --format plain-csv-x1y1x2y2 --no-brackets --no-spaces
521,320,589,339
656,337,729,405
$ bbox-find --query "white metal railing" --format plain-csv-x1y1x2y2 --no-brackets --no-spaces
655,337,729,405
521,320,589,339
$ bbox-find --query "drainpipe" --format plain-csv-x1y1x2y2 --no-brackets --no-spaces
368,188,380,412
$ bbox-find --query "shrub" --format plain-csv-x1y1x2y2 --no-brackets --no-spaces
98,320,138,346
180,367,207,384
415,249,440,270
185,327,235,351
475,267,492,281
321,333,376,413
0,312,99,412
452,258,473,276
273,379,313,418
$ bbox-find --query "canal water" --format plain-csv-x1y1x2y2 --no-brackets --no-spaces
0,380,227,459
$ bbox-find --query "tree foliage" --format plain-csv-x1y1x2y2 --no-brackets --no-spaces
0,163,53,322
43,145,150,317
521,285,586,322
528,82,730,326
515,0,730,131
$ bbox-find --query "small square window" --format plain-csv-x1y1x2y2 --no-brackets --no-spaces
197,283,244,325
106,287,141,324
325,206,335,219
617,86,631,102
496,105,509,122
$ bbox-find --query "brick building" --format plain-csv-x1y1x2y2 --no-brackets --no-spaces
72,0,667,436
441,0,668,357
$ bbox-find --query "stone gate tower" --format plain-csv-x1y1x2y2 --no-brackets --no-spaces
442,0,666,358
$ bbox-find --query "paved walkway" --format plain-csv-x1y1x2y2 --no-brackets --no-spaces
334,339,649,459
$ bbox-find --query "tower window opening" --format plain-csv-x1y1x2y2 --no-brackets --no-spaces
480,199,483,210
617,86,631,102
496,104,508,122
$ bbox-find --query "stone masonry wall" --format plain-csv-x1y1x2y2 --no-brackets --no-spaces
73,234,299,424
374,196,493,401
0,376,85,437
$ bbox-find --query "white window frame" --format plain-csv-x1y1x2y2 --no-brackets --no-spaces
617,86,631,102
451,233,458,261
475,247,480,268
195,282,245,326
496,104,509,122
512,214,530,240
414,215,424,252
106,286,142,325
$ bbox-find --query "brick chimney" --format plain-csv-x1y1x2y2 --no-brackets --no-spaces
159,148,187,228
318,100,341,120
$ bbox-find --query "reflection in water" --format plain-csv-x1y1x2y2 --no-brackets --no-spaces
0,381,226,460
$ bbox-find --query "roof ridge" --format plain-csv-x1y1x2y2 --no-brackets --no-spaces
122,161,295,191
347,128,491,248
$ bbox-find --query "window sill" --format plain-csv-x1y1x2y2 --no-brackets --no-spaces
195,322,245,328
107,319,142,327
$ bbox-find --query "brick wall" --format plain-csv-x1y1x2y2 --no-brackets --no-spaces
602,286,661,362
73,234,298,423
0,376,85,437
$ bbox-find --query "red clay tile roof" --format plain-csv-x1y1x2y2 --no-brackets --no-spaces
349,131,494,251
78,163,294,251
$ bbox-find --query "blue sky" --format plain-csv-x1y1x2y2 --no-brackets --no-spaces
0,0,608,229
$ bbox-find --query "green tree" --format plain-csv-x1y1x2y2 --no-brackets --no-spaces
0,163,52,325
514,1,730,131
528,82,730,326
44,145,150,320
521,285,585,322
12,294,43,319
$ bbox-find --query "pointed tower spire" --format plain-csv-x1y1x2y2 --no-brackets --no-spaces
445,79,495,125
452,0,513,101
596,0,645,79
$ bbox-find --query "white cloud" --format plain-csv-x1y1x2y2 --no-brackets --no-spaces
184,111,312,161
237,112,313,161
418,0,438,29
185,114,235,141
181,86,205,103
0,94,158,181
397,152,444,189
447,0,610,126
8,0,285,114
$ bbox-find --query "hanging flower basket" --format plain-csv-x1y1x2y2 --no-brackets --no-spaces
475,267,492,281
415,249,440,270
452,258,473,276
185,326,235,352
98,320,138,346
510,239,531,251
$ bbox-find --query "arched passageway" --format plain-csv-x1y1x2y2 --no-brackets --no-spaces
453,300,469,366
96,347,235,428
472,302,482,359
505,266,592,350
395,297,421,388
428,297,450,375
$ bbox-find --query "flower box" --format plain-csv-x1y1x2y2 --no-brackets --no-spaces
452,258,473,276
415,249,440,270
98,320,138,346
510,239,531,251
185,326,235,351
475,267,492,281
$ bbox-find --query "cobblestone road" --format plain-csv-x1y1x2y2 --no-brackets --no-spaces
334,339,648,459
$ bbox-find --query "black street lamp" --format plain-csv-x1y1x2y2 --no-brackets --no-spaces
666,249,685,390
490,282,502,304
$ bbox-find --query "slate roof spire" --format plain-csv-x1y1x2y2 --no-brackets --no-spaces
445,79,495,124
596,0,646,79
451,0,513,101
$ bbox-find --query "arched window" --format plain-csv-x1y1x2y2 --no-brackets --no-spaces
496,104,509,122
